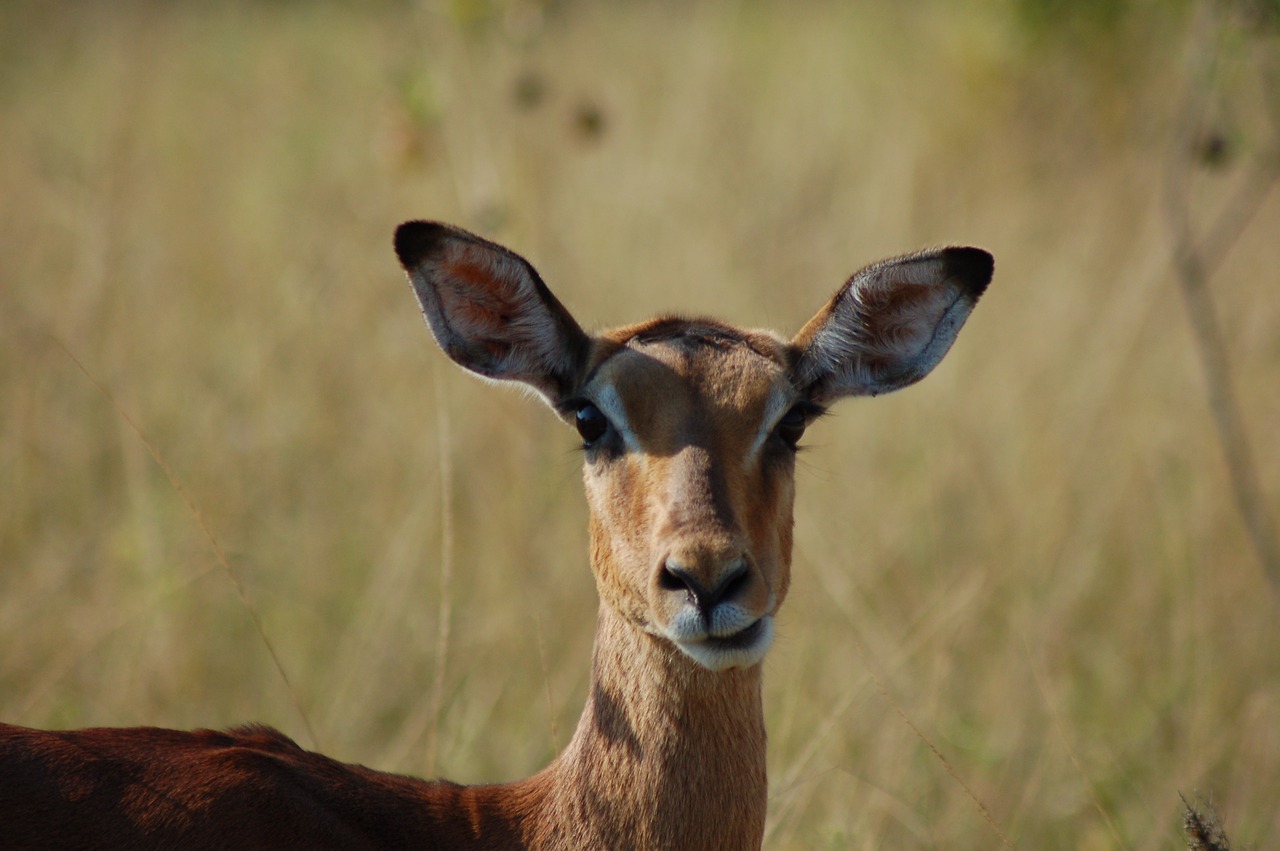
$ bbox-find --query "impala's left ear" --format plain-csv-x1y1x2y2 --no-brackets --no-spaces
792,247,993,404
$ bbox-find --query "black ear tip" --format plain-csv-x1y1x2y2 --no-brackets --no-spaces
394,220,450,269
943,247,994,297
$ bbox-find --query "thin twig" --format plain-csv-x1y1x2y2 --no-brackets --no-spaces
1163,2,1280,590
848,635,1015,849
1022,636,1130,850
425,365,455,777
48,331,319,747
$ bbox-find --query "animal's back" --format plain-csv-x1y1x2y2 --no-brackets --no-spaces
0,721,532,850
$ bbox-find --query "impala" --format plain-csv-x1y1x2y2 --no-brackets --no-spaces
0,221,992,849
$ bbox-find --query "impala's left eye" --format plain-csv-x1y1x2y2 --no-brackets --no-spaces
575,402,609,446
775,406,808,450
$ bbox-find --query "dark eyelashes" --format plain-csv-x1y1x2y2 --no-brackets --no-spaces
564,397,828,453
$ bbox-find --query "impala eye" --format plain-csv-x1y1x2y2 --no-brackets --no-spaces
575,402,609,446
775,405,808,450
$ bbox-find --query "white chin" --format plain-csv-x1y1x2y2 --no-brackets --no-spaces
674,617,774,671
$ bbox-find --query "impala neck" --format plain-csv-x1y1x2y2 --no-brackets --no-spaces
519,604,767,850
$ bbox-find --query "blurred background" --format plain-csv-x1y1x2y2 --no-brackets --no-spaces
2,0,1278,847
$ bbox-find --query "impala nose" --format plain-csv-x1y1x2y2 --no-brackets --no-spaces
658,559,751,628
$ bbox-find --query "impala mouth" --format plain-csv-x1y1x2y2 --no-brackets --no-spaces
672,616,775,671
706,618,766,650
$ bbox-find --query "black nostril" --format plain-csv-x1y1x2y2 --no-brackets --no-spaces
659,560,750,617
713,562,749,605
658,565,687,592
659,565,699,606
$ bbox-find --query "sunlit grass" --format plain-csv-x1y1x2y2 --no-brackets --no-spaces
2,1,1278,847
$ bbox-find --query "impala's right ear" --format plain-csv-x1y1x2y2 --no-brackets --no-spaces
395,221,592,407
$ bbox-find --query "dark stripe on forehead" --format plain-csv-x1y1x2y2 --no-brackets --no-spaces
623,317,789,364
628,318,748,347
560,317,792,417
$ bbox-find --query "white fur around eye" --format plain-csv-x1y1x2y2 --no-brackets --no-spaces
593,383,638,452
745,389,798,466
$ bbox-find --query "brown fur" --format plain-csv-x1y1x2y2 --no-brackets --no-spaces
0,222,991,849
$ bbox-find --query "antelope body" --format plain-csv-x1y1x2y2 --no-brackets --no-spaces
0,221,992,849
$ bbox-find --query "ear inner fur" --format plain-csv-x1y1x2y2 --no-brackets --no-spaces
793,246,992,403
395,220,591,405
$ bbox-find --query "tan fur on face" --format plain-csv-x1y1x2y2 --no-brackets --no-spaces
577,321,797,672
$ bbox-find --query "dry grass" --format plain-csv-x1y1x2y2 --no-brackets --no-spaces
2,1,1278,847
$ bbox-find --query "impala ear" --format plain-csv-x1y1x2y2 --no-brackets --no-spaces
395,221,592,407
793,247,992,403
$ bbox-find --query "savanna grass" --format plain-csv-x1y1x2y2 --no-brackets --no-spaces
1,1,1277,847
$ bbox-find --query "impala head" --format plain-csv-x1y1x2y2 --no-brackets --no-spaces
395,221,991,673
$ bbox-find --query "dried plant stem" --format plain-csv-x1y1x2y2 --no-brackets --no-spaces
1180,793,1232,851
1164,3,1280,591
50,331,318,747
849,636,1015,849
425,368,456,777
1169,211,1280,582
1023,637,1130,849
